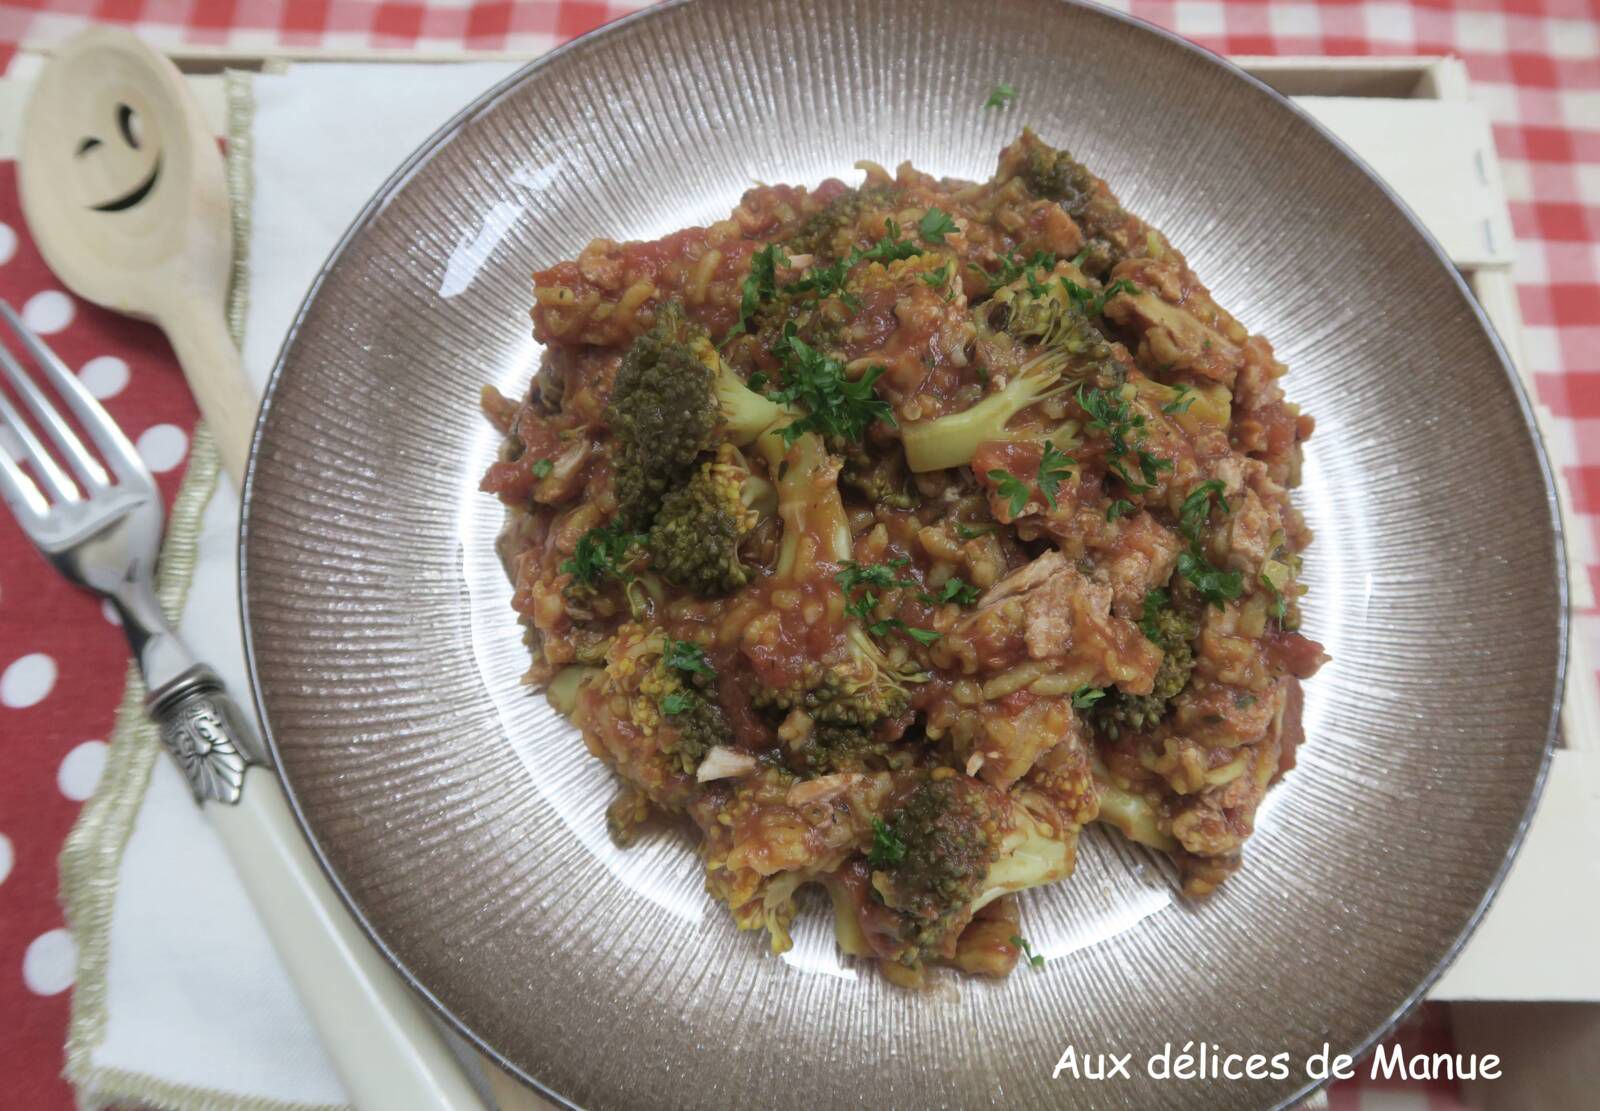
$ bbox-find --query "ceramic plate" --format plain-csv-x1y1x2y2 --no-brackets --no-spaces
240,1,1565,1106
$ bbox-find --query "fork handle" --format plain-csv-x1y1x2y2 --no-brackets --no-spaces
150,673,487,1110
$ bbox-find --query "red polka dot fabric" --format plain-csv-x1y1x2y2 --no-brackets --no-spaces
0,157,197,1108
0,3,1592,1108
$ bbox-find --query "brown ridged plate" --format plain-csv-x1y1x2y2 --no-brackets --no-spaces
239,1,1566,1107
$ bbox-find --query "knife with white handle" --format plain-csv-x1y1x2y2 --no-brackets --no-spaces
16,27,488,1110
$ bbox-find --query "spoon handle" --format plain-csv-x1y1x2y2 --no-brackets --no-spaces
162,298,258,486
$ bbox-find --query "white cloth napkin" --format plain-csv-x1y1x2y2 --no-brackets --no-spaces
85,61,519,1107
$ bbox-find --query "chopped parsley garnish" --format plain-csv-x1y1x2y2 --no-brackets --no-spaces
771,326,895,444
869,818,908,866
1102,277,1140,302
747,370,769,391
1079,384,1168,494
836,557,916,594
955,522,994,540
560,522,641,587
663,638,714,677
1077,384,1143,457
920,261,955,298
1106,498,1135,522
1062,276,1139,317
1137,448,1173,487
1162,385,1195,415
1178,480,1229,544
530,458,553,478
1037,440,1074,510
838,559,940,644
1107,457,1153,494
1234,693,1257,709
1139,589,1169,643
921,577,981,607
917,207,959,245
856,218,922,266
984,249,1056,293
785,218,923,304
1178,549,1243,608
1260,571,1289,621
736,243,789,332
1071,686,1106,710
1010,934,1046,970
984,83,1016,110
1172,481,1242,608
659,691,694,715
987,468,1032,517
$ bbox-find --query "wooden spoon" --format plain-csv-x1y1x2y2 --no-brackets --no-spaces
17,26,254,485
17,28,496,1111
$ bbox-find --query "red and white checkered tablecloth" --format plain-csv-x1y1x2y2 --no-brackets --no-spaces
0,2,1594,1109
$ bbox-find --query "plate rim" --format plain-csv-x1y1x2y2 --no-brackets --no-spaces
237,2,1570,1106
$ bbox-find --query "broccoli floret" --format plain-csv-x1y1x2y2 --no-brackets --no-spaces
901,353,1069,474
1019,141,1097,215
870,776,1005,955
752,652,910,729
745,427,928,739
606,304,789,529
1091,593,1197,739
901,271,1128,473
867,778,1079,965
1011,132,1131,262
790,721,903,776
787,185,897,261
836,436,919,510
646,446,762,596
637,636,731,774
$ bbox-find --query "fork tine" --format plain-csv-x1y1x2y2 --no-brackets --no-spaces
0,338,110,492
0,387,79,503
0,302,148,489
0,438,49,526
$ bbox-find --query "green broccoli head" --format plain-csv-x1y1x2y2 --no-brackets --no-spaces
606,304,789,529
1091,591,1197,739
791,721,901,776
641,637,732,774
786,185,898,261
900,264,1134,473
870,775,1006,956
1019,141,1096,216
837,436,919,510
646,446,761,596
745,427,928,749
752,652,910,731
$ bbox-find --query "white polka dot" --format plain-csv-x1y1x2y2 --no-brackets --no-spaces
78,355,129,400
136,424,188,473
58,740,108,801
1,653,57,709
23,929,75,995
21,290,74,335
0,833,12,886
0,223,16,266
101,599,122,626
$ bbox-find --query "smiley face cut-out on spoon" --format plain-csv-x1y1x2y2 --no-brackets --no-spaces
78,102,163,212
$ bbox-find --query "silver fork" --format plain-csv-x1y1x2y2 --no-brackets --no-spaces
0,299,265,800
0,303,488,1108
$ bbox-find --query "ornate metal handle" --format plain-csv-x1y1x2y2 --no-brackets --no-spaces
147,666,271,805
